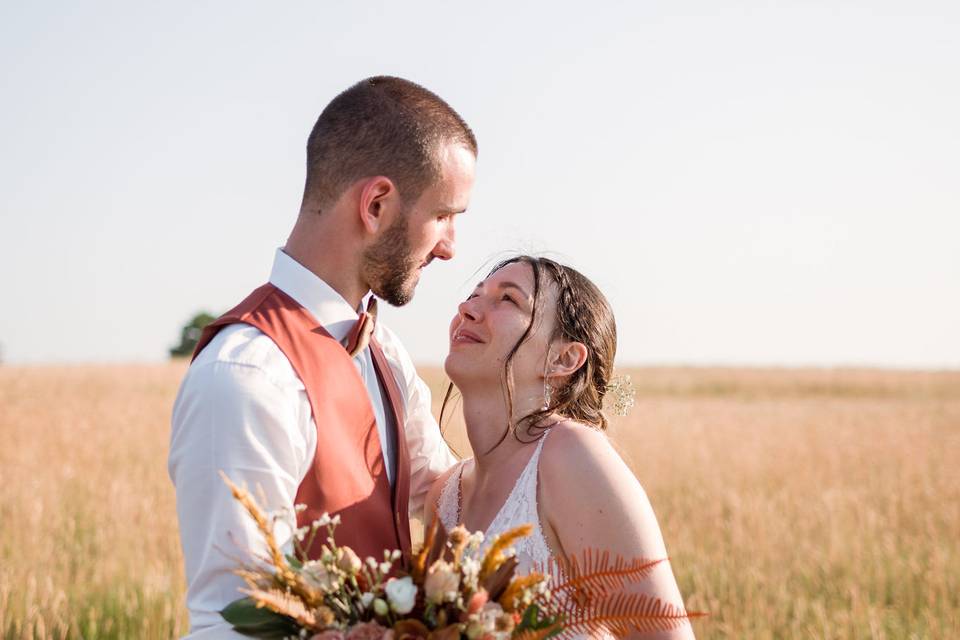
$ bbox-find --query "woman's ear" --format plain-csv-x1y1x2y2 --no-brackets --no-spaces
546,340,588,381
358,176,399,234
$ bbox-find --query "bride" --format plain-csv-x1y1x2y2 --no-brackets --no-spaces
425,256,695,639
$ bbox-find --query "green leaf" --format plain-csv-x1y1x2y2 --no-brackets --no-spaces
515,603,564,634
286,553,304,570
221,598,301,638
232,621,301,640
222,598,275,627
517,604,540,630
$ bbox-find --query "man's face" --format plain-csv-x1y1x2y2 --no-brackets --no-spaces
363,143,476,306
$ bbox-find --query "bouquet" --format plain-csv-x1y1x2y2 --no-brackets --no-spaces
219,473,702,639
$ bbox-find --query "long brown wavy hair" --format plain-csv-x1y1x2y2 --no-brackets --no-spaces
441,256,618,452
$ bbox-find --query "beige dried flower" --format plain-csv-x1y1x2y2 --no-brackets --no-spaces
424,560,460,604
337,546,362,575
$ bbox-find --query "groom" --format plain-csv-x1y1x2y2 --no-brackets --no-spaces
168,76,477,638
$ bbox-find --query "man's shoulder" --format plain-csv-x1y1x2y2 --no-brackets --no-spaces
186,323,303,391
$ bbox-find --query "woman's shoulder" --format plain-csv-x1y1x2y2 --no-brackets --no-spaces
539,420,649,512
538,421,668,559
540,420,619,475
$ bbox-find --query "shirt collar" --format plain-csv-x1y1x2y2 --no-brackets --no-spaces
268,248,367,344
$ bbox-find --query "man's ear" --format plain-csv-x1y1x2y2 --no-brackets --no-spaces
545,340,588,381
358,176,399,234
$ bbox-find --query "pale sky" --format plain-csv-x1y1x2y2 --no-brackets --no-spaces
1,1,958,367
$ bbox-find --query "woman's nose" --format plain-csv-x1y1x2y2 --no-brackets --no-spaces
458,297,481,322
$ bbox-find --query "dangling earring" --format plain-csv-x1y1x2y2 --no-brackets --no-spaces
542,351,553,412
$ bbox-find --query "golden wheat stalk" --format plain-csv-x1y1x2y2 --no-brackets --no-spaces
412,517,440,582
480,524,532,580
239,587,327,629
498,573,547,613
234,568,274,592
219,471,323,607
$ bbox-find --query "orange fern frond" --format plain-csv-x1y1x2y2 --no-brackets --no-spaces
543,549,666,606
559,591,701,637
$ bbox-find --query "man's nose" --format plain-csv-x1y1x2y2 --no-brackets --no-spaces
433,226,456,261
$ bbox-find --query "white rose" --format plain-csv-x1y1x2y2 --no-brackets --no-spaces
384,576,418,615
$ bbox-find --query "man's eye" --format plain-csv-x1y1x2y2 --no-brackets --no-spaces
466,293,478,301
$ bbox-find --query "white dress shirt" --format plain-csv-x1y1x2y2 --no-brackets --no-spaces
168,248,457,639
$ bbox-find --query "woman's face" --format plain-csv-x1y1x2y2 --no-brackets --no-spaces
444,261,559,390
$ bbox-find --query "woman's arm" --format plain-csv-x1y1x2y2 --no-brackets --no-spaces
540,422,696,640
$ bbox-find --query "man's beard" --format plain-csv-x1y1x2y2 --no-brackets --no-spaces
362,215,425,307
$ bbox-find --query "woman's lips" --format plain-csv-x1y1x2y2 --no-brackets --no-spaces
452,329,483,345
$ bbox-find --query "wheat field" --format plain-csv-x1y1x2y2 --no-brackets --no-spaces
1,363,958,639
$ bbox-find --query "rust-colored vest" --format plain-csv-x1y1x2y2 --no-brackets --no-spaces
192,284,412,562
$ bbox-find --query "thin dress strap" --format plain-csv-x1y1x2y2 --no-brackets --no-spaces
436,460,465,532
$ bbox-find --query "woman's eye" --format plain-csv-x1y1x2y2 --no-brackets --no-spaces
466,293,478,301
501,294,518,305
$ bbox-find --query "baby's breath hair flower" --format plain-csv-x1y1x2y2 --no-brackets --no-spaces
604,373,636,417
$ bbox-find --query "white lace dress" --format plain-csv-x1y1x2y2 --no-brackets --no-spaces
438,434,622,639
436,435,553,574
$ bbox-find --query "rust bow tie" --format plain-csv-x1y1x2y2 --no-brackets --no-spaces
342,297,378,358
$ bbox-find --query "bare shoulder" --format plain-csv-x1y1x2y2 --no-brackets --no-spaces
539,420,667,556
540,420,626,482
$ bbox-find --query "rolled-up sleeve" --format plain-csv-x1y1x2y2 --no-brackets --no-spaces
169,357,311,638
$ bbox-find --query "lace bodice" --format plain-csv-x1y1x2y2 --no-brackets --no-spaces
437,435,553,574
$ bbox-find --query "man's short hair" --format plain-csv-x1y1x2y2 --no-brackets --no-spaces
303,76,477,212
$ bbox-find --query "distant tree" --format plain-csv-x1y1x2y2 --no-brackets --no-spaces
170,312,217,358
